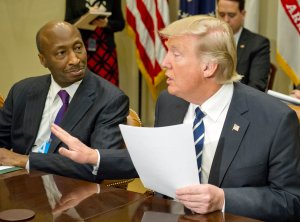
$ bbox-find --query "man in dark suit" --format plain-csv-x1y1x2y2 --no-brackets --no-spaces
0,21,129,182
217,0,270,91
51,15,300,221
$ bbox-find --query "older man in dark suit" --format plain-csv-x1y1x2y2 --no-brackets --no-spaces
0,21,129,182
51,15,300,221
217,0,270,91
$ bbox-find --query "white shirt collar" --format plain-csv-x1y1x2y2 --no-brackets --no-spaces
234,27,243,45
49,76,82,103
191,83,234,122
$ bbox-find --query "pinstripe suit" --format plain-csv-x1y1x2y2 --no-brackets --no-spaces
0,70,129,182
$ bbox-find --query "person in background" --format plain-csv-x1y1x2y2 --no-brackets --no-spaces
0,21,129,182
65,0,125,86
217,0,270,92
51,15,300,221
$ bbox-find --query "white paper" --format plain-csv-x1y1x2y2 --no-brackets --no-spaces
0,165,21,175
0,166,14,170
119,124,200,198
267,90,300,105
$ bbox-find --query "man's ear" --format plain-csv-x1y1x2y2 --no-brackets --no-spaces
203,62,218,78
241,10,246,17
241,9,246,21
38,53,47,68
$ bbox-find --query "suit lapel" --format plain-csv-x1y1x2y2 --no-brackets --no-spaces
48,71,96,153
209,83,250,186
24,76,51,154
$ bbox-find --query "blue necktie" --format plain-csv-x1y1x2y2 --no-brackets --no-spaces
193,107,205,182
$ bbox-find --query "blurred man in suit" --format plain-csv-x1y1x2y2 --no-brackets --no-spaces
217,0,270,91
51,15,300,221
0,21,129,182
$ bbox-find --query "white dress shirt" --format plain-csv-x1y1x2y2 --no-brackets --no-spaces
183,83,233,184
32,77,80,152
31,77,80,152
26,77,81,170
234,26,243,46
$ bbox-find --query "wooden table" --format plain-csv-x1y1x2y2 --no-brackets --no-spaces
0,170,261,222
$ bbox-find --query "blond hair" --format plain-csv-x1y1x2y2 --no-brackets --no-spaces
159,15,242,83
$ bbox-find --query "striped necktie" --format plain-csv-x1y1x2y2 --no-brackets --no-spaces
193,107,205,182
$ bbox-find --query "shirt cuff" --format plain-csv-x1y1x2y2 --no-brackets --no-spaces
92,149,100,175
25,159,30,172
96,184,101,193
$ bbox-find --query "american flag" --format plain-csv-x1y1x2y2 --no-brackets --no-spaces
276,0,300,85
126,0,169,98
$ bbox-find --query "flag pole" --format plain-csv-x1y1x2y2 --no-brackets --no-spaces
138,70,142,117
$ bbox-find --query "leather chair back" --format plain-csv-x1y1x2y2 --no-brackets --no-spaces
0,95,4,108
127,108,142,127
288,104,300,122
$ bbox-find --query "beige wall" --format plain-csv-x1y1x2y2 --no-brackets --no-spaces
259,0,291,93
0,0,66,98
0,0,291,126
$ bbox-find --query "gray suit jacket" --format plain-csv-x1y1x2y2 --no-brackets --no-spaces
237,28,270,92
100,83,300,221
0,70,129,182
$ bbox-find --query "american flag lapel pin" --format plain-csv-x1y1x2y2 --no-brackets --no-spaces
232,123,240,132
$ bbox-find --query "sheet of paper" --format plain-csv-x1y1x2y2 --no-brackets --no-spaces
119,124,199,198
0,166,22,174
267,90,300,105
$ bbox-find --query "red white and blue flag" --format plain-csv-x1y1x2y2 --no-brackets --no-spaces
277,0,300,85
126,0,169,98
